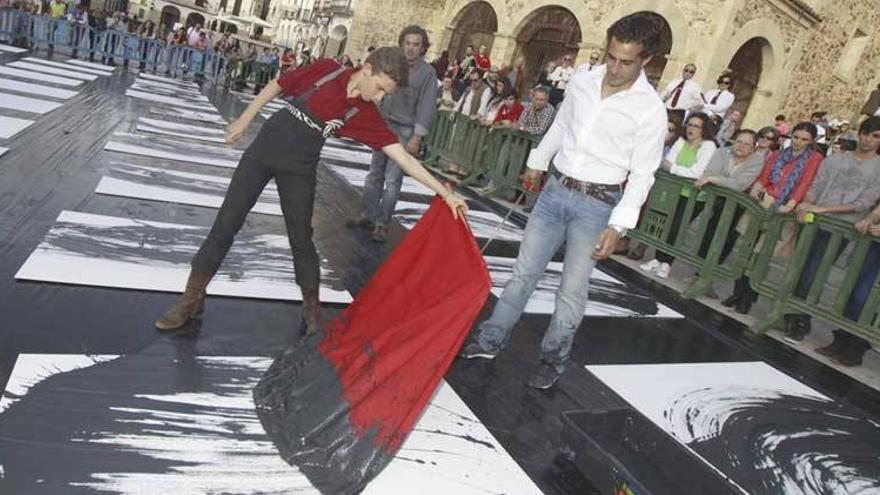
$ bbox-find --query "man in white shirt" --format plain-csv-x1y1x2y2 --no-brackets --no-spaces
701,74,735,121
576,50,602,74
453,68,491,118
459,12,668,389
660,63,702,121
547,54,574,106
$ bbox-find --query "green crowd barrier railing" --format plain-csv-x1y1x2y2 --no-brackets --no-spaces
748,213,880,346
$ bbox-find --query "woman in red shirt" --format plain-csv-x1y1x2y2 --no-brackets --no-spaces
155,47,468,334
752,121,824,213
492,86,524,128
725,121,823,314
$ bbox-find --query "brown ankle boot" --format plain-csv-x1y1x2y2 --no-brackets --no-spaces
301,289,323,336
155,270,211,331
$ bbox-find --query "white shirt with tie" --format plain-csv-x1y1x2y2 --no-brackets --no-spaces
526,64,667,229
701,89,735,118
660,77,702,112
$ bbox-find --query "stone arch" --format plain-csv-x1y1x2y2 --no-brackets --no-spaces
446,1,498,61
713,18,784,127
510,5,582,90
185,12,205,28
599,0,690,85
159,6,180,31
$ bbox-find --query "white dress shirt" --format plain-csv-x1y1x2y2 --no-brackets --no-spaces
665,138,717,179
660,77,702,112
701,89,735,118
548,65,575,90
526,64,667,229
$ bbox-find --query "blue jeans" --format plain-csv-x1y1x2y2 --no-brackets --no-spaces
362,123,413,226
476,175,620,371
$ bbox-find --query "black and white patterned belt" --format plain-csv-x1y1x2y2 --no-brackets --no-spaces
285,103,345,139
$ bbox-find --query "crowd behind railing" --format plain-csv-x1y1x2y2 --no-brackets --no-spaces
424,48,880,369
2,8,878,368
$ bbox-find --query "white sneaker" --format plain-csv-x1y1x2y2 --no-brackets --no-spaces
655,262,671,278
640,259,661,272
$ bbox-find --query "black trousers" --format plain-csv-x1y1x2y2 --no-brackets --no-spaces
656,195,703,264
191,110,325,291
697,201,744,263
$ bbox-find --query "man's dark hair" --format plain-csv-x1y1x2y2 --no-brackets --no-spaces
792,121,819,139
859,116,880,135
836,138,858,151
398,25,430,55
365,46,409,87
775,114,785,121
606,12,666,58
532,86,549,96
810,111,826,119
469,68,484,80
732,128,757,142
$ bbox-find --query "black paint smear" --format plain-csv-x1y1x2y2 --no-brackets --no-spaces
411,428,496,450
38,214,346,290
254,337,393,495
666,387,880,494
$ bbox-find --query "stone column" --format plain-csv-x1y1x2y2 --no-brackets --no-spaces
489,32,516,68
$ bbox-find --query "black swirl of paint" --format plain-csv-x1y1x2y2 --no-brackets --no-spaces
663,387,880,494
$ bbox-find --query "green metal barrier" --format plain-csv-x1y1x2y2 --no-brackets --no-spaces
627,171,767,298
749,213,880,346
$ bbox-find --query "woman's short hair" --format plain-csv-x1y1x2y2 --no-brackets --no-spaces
365,46,409,88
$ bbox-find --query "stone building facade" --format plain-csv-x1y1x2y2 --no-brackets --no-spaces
343,0,880,128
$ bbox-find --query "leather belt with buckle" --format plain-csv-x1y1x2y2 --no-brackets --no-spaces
552,170,621,206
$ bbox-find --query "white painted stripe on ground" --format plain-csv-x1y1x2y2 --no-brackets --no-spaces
22,57,111,76
0,77,78,100
15,210,353,303
64,58,116,72
0,43,28,53
138,72,199,88
0,115,35,139
0,92,64,114
0,66,83,87
8,61,99,81
125,89,216,111
136,123,226,143
138,117,226,136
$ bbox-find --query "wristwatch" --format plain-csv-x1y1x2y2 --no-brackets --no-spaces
609,225,628,237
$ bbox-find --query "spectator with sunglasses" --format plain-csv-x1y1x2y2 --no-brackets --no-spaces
701,74,736,120
756,126,780,155
660,63,702,121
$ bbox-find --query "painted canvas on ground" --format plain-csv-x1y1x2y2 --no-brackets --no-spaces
14,211,352,303
0,66,82,86
0,352,541,494
65,58,116,72
394,200,524,242
587,362,880,494
0,92,63,114
0,78,78,99
96,163,281,215
22,57,110,77
0,116,34,139
485,256,682,318
8,61,98,80
149,106,227,126
137,117,225,137
105,132,240,168
125,89,217,111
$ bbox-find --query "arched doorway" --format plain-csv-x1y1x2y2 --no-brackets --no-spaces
325,25,348,59
641,12,672,88
447,1,498,61
727,37,769,121
185,12,205,28
159,6,180,30
513,6,581,90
